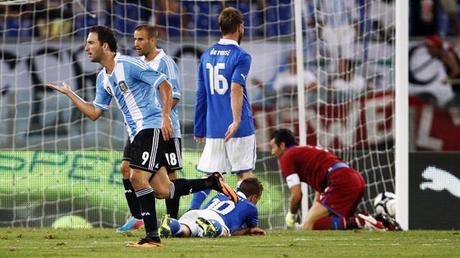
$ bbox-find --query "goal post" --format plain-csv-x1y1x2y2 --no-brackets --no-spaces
395,0,409,230
294,0,309,221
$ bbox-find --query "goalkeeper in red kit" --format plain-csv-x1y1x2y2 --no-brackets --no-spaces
270,128,395,231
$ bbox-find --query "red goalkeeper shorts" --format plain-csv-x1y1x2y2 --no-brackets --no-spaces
318,167,366,217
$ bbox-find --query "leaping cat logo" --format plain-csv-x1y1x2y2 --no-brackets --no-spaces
420,166,460,198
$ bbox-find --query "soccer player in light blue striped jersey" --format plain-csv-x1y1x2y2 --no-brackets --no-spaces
116,25,184,232
191,7,257,209
47,26,237,248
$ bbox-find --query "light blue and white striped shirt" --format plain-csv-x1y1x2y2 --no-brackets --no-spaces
93,53,168,141
142,49,182,138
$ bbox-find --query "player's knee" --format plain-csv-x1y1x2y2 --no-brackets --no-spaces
120,162,131,178
154,191,170,199
168,171,178,180
301,216,317,230
302,221,314,230
153,186,170,199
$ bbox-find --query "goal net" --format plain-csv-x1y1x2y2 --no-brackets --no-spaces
0,0,395,229
304,0,396,215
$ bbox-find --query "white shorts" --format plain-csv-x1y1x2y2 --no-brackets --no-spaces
197,135,256,174
179,209,228,237
322,25,355,59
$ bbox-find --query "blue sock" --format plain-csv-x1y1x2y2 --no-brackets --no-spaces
169,218,181,235
209,219,223,237
189,189,211,210
331,215,342,230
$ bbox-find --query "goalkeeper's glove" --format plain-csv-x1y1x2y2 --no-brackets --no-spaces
285,211,297,228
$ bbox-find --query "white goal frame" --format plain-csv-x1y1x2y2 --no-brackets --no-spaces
395,0,409,230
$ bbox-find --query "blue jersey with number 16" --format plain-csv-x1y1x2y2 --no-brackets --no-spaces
194,39,255,138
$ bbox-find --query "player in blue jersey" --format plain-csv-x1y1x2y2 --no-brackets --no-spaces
116,25,184,232
159,177,265,238
191,7,257,210
47,26,238,248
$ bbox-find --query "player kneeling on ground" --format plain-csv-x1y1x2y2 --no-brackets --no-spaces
271,128,400,231
159,177,265,237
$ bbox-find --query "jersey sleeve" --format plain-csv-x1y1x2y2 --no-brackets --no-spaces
244,205,259,228
279,151,298,178
93,72,111,110
231,52,251,86
138,67,168,90
194,58,207,137
126,58,168,90
161,58,182,100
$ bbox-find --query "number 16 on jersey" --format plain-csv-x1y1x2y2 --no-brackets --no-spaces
206,62,228,95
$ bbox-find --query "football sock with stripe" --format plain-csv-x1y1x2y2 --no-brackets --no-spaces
123,179,142,219
135,187,158,237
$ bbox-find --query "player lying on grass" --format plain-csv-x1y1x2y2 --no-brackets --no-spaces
159,177,265,237
270,128,399,231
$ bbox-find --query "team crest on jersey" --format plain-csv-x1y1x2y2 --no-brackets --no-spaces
119,81,129,92
106,86,113,96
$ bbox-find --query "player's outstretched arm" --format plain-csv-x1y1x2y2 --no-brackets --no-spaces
47,82,103,121
232,227,265,236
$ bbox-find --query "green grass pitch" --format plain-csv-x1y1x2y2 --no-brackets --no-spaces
0,228,458,258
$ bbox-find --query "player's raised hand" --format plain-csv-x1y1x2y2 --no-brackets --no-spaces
224,121,240,142
161,115,173,141
47,82,71,95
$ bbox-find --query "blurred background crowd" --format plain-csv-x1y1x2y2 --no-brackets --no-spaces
0,0,393,39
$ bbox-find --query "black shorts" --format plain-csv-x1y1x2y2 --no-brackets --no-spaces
129,128,182,173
